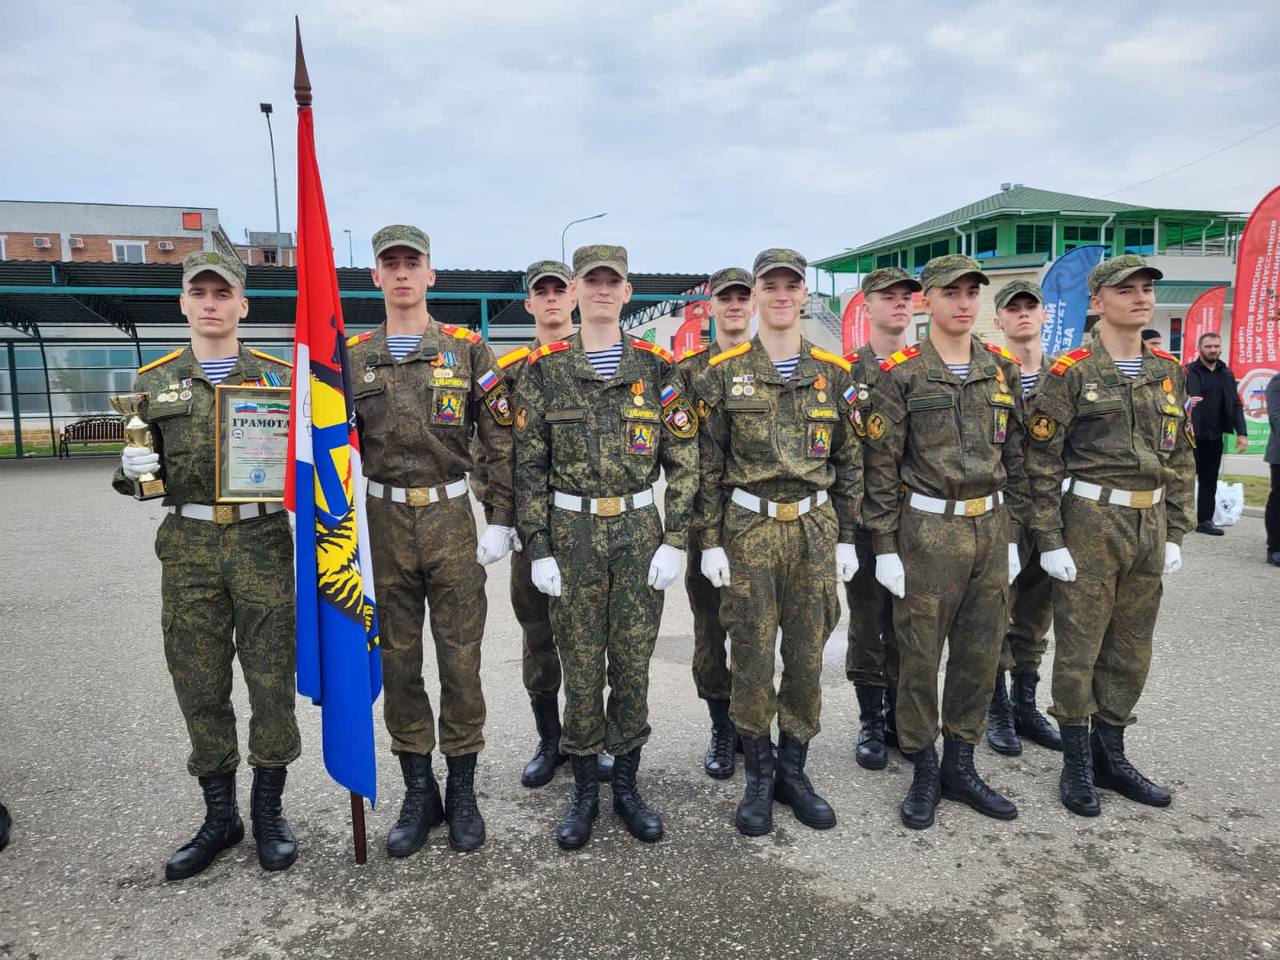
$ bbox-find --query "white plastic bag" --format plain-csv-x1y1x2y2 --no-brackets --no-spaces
1213,481,1244,527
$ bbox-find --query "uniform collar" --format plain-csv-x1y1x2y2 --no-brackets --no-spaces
918,335,999,384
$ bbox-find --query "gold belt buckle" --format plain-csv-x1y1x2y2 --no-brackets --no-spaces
406,487,431,507
213,504,237,524
1129,490,1154,509
595,496,623,518
963,497,987,517
774,500,800,522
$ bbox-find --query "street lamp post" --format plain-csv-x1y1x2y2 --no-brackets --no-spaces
560,212,608,264
343,229,353,268
260,102,283,267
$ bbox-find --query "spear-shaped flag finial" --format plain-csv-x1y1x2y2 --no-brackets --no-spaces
294,16,312,108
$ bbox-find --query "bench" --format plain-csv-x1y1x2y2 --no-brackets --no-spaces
58,416,126,458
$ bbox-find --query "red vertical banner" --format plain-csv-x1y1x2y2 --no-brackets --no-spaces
1180,285,1227,364
673,292,707,357
841,290,865,355
1230,185,1280,454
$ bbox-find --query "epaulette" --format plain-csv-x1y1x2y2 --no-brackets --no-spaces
707,341,752,367
497,345,532,369
631,339,675,364
810,346,852,373
984,341,1021,365
1150,347,1177,363
678,344,708,362
440,323,482,344
346,331,373,347
250,349,291,368
843,351,859,363
878,345,921,372
528,340,571,365
138,348,183,374
1050,347,1091,376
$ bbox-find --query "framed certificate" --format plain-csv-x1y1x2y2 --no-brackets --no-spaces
215,385,291,502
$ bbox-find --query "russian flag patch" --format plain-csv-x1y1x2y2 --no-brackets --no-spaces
843,384,856,404
660,385,678,407
477,368,499,393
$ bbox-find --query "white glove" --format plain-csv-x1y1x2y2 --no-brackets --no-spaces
121,445,160,480
1039,547,1077,582
647,544,683,591
531,557,562,597
510,529,523,553
1163,542,1182,575
836,543,859,582
700,546,731,588
874,553,906,599
1007,543,1021,585
476,525,514,565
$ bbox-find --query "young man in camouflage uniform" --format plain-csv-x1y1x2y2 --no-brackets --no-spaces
114,251,300,880
1025,255,1194,817
841,266,920,770
514,244,698,850
985,280,1062,756
677,266,753,780
347,225,514,855
695,248,862,837
863,254,1028,830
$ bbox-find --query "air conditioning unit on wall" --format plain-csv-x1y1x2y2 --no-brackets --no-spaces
68,237,85,249
157,240,175,251
33,237,52,249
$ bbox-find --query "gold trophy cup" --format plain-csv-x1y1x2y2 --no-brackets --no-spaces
110,393,167,500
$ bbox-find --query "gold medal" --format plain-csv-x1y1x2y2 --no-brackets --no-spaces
1084,389,1098,402
817,391,827,403
1166,393,1176,404
732,384,744,396
364,371,376,382
633,395,645,406
858,389,869,401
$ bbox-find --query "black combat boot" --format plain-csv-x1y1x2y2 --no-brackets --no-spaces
444,753,487,851
1091,720,1171,807
736,735,775,836
165,772,244,881
884,686,900,752
900,745,941,830
941,738,1018,820
1059,725,1100,816
854,685,888,770
250,767,297,872
774,732,837,829
703,699,737,780
386,752,445,858
610,747,663,842
557,754,599,850
522,693,567,788
1011,671,1063,750
986,671,1022,756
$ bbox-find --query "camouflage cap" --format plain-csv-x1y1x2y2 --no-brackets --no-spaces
753,248,806,279
1088,254,1164,296
919,254,989,291
708,267,754,296
573,244,628,278
861,266,922,295
526,259,573,288
182,250,245,288
994,279,1044,310
372,224,430,259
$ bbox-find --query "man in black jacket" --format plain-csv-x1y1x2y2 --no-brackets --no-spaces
1185,332,1248,535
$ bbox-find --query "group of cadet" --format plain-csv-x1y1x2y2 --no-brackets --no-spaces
114,228,1194,880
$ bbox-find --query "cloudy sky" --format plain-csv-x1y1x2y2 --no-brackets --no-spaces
4,0,1277,277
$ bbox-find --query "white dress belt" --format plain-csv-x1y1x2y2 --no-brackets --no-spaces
730,488,828,521
552,487,655,517
1064,478,1163,509
907,490,1004,517
168,502,285,523
368,477,470,506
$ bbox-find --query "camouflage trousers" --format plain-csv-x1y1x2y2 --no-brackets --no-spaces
999,528,1053,675
1049,495,1163,728
685,544,731,701
893,503,1009,753
844,530,898,688
510,547,560,696
155,511,300,778
720,500,840,743
367,494,486,757
549,503,664,756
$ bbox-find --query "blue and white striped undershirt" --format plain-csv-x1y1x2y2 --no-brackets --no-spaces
773,355,800,379
1021,370,1039,398
1113,358,1144,380
199,357,238,386
585,342,624,379
946,363,970,379
387,335,421,361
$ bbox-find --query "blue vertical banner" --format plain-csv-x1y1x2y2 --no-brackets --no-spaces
1040,244,1106,355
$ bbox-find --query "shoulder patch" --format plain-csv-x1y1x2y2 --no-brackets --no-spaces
843,351,859,363
440,323,482,344
137,348,183,374
1151,347,1177,363
1050,347,1092,376
707,340,752,367
810,347,852,373
879,345,921,373
346,331,373,347
250,349,291,368
528,340,571,365
631,339,675,364
678,344,708,363
497,345,532,369
984,342,1021,365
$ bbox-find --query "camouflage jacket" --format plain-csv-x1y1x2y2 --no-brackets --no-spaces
111,343,292,505
513,333,699,563
1024,340,1195,550
676,341,722,539
468,339,536,511
348,319,514,526
692,335,862,549
862,335,1029,555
